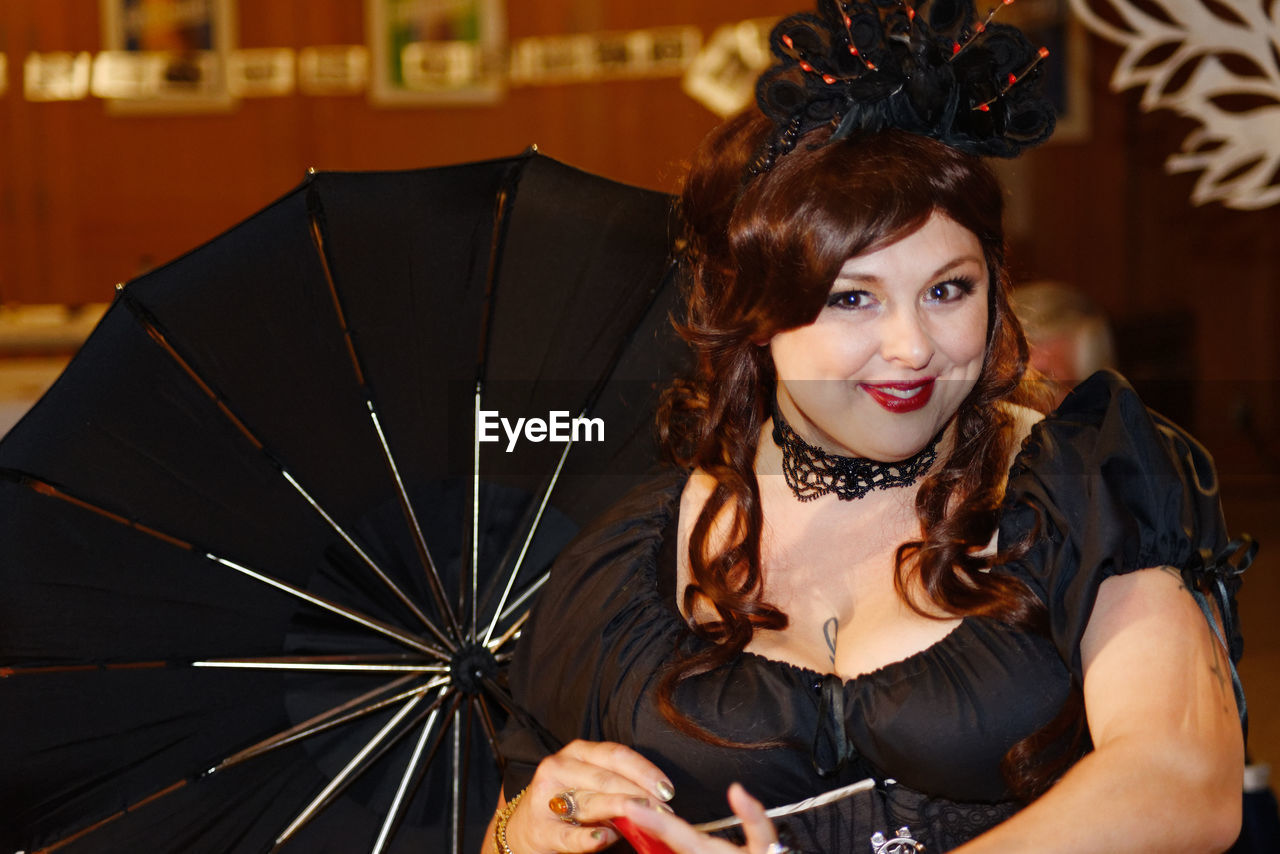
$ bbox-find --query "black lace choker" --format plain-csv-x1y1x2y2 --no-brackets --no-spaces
770,402,940,502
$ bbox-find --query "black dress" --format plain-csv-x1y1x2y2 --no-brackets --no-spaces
498,371,1237,852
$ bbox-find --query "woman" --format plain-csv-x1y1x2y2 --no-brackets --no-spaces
484,2,1246,852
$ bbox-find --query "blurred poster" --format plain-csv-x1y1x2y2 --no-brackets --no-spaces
97,0,236,111
367,0,506,105
25,52,93,102
299,46,370,96
509,27,700,85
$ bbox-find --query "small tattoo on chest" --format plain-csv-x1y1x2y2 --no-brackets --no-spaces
823,617,838,664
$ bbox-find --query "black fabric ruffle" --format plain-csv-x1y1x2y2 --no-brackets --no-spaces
996,369,1229,682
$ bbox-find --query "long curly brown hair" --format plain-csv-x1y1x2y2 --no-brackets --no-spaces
656,111,1084,800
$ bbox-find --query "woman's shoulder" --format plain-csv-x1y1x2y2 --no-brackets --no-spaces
996,369,1230,677
1005,369,1220,509
525,469,688,639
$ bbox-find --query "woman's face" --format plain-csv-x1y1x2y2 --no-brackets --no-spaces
768,211,990,462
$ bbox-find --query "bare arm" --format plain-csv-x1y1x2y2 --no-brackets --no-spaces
953,567,1244,853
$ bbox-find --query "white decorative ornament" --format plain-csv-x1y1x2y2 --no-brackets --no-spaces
1070,0,1280,209
682,18,777,118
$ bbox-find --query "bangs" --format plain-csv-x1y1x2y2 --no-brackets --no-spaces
726,128,1005,336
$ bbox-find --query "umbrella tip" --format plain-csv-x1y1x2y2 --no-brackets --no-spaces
115,282,125,292
524,143,539,154
306,166,317,175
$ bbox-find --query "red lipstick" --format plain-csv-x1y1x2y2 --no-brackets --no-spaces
860,379,935,413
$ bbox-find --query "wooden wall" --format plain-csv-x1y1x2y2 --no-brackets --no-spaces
3,0,1278,775
0,0,794,305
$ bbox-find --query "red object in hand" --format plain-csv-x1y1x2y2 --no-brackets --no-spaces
611,816,678,854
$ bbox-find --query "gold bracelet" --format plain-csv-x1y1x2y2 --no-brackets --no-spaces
494,787,526,854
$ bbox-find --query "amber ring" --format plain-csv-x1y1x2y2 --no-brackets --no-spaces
548,790,580,824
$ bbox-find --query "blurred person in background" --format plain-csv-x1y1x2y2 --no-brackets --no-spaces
1012,280,1115,406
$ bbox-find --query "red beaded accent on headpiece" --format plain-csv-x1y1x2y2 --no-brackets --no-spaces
782,0,1050,104
751,0,1058,170
973,45,1050,111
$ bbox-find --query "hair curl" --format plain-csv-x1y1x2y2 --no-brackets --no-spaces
656,111,1085,800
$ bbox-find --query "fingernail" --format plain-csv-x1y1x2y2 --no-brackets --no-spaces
659,803,676,815
656,779,675,801
630,797,653,809
591,829,605,842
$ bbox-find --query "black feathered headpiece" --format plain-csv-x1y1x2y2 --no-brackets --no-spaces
752,0,1056,171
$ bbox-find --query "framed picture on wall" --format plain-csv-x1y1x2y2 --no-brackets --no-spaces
96,0,237,112
366,0,506,106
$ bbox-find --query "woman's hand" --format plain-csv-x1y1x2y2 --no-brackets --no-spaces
502,739,676,854
619,784,786,854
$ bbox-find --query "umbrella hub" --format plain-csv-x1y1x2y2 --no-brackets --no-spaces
450,641,500,695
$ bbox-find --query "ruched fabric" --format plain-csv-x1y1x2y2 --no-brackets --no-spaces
996,370,1230,682
499,371,1235,852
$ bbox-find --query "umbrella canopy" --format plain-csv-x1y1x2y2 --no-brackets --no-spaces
0,151,685,853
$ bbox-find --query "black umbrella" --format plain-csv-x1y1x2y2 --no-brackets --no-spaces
0,151,684,854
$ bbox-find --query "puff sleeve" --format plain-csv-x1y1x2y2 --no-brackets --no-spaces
496,473,686,798
996,370,1234,684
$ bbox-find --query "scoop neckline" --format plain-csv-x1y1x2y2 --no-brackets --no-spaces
736,617,975,687
644,475,980,689
641,389,1074,691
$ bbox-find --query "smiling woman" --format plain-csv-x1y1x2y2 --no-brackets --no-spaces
480,2,1248,853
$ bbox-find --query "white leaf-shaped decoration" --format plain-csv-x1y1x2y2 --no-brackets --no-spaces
1070,0,1280,208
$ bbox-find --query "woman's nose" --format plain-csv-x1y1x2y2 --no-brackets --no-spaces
879,307,933,369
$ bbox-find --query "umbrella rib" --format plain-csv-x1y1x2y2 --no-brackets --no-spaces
341,693,463,852
0,468,447,659
306,207,367,386
451,698,465,854
487,608,531,654
481,253,682,640
206,553,447,659
307,198,464,645
281,469,455,649
464,164,524,641
364,401,465,643
473,694,505,770
27,780,189,854
482,433,574,645
478,254,681,641
0,661,170,677
360,691,464,854
116,295,450,649
372,703,446,854
207,674,445,775
12,681,447,851
273,689,431,850
470,383,483,640
194,658,448,674
498,572,549,625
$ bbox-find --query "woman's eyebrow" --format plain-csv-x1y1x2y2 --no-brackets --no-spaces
834,255,985,284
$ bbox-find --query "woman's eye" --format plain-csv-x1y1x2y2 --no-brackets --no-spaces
826,290,871,309
925,279,975,303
